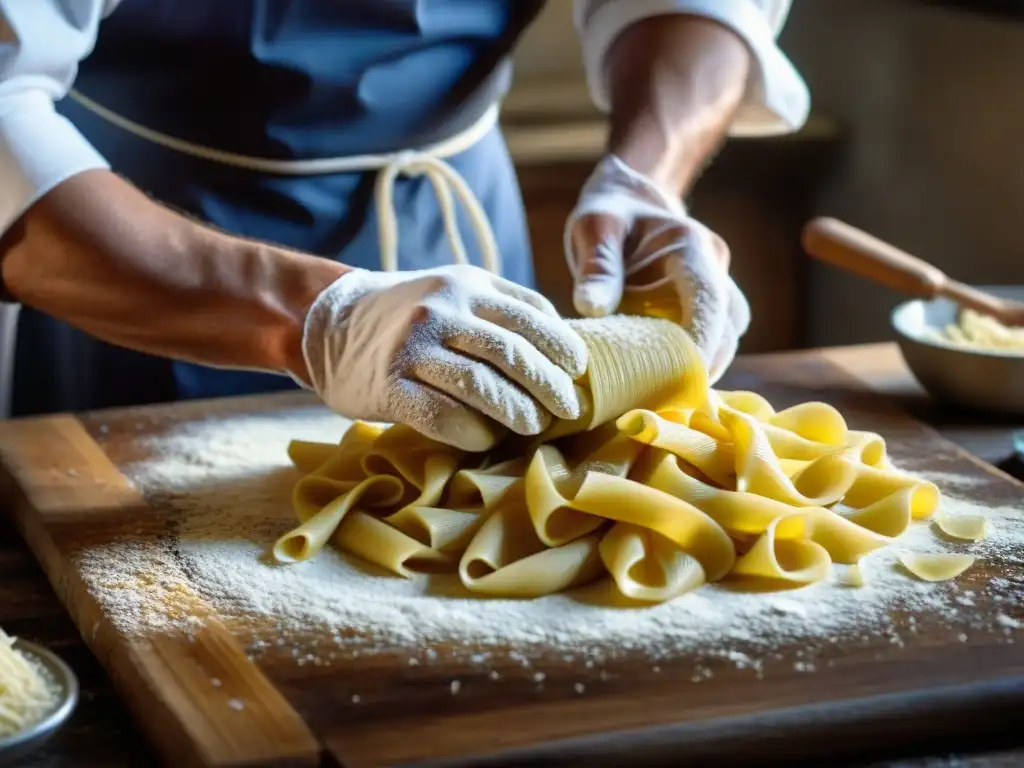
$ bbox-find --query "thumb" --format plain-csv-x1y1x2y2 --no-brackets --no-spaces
709,228,731,272
567,213,627,318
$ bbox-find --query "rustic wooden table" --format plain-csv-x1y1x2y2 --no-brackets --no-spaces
2,343,1023,768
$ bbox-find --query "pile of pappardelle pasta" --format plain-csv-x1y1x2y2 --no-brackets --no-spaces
272,315,984,602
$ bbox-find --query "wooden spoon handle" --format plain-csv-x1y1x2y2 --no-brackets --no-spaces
801,217,947,298
943,281,1012,319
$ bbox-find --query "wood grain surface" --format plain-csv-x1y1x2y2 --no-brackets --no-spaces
1,349,1023,767
0,412,318,767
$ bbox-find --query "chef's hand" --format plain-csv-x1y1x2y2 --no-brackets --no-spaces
565,155,750,384
300,264,588,452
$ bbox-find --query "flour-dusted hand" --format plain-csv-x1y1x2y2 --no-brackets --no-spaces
301,264,588,451
565,155,750,384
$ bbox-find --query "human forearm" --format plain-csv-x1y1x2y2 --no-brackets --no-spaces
0,170,347,380
605,15,752,196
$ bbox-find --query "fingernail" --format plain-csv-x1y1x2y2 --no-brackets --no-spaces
561,387,583,420
574,283,615,318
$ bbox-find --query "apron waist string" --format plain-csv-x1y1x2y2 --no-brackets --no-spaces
67,89,503,275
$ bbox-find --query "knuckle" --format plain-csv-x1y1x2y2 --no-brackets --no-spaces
474,332,522,373
444,263,485,286
657,223,689,245
573,214,624,254
429,274,461,294
585,243,623,273
448,263,477,277
408,304,433,327
409,302,452,332
422,267,473,295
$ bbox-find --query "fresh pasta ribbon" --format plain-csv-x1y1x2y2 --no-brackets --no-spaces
899,552,977,582
272,316,981,602
459,484,606,598
935,508,989,541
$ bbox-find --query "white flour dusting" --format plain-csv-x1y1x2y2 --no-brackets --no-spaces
75,406,1024,671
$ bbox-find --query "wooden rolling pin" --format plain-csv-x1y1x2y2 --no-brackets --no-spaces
801,217,1024,325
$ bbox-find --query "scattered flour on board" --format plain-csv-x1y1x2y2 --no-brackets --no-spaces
75,406,1024,671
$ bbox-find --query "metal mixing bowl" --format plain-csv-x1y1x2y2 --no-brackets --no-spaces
0,639,79,764
891,285,1024,415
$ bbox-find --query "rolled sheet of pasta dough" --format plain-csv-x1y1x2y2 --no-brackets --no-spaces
539,315,707,443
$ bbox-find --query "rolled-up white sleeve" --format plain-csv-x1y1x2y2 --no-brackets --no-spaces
0,0,111,238
575,0,810,137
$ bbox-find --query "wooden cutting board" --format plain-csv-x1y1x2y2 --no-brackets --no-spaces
2,348,1023,768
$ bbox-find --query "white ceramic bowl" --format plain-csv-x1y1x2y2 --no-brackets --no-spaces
0,640,78,765
891,285,1024,415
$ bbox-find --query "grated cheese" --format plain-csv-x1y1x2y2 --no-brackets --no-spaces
0,628,62,738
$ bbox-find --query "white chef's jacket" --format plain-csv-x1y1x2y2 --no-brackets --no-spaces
0,0,808,239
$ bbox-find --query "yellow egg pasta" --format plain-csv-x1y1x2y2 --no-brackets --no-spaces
898,552,977,582
273,315,983,602
935,509,989,541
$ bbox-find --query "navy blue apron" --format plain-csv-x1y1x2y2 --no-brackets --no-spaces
12,0,545,416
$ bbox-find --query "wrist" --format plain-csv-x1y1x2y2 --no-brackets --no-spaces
299,267,417,394
0,169,352,382
609,116,708,199
240,240,350,384
605,15,752,197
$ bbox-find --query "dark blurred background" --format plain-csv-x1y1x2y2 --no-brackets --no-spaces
506,0,1024,351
